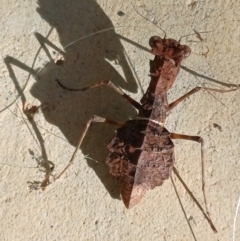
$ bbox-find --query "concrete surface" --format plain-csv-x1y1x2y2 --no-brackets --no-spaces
1,0,240,240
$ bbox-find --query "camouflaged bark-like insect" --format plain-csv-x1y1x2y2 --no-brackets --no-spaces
56,34,236,233
106,36,191,208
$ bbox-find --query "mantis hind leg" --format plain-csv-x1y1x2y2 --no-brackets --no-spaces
170,133,217,233
55,115,124,180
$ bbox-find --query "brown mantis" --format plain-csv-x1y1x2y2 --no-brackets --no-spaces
55,31,237,232
2,2,239,241
11,3,236,234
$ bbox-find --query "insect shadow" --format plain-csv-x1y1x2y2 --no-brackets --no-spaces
4,0,238,200
29,0,139,198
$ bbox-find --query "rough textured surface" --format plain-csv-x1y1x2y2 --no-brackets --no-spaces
107,120,174,208
1,0,240,240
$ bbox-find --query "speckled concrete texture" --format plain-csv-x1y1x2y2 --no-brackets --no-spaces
1,0,240,240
